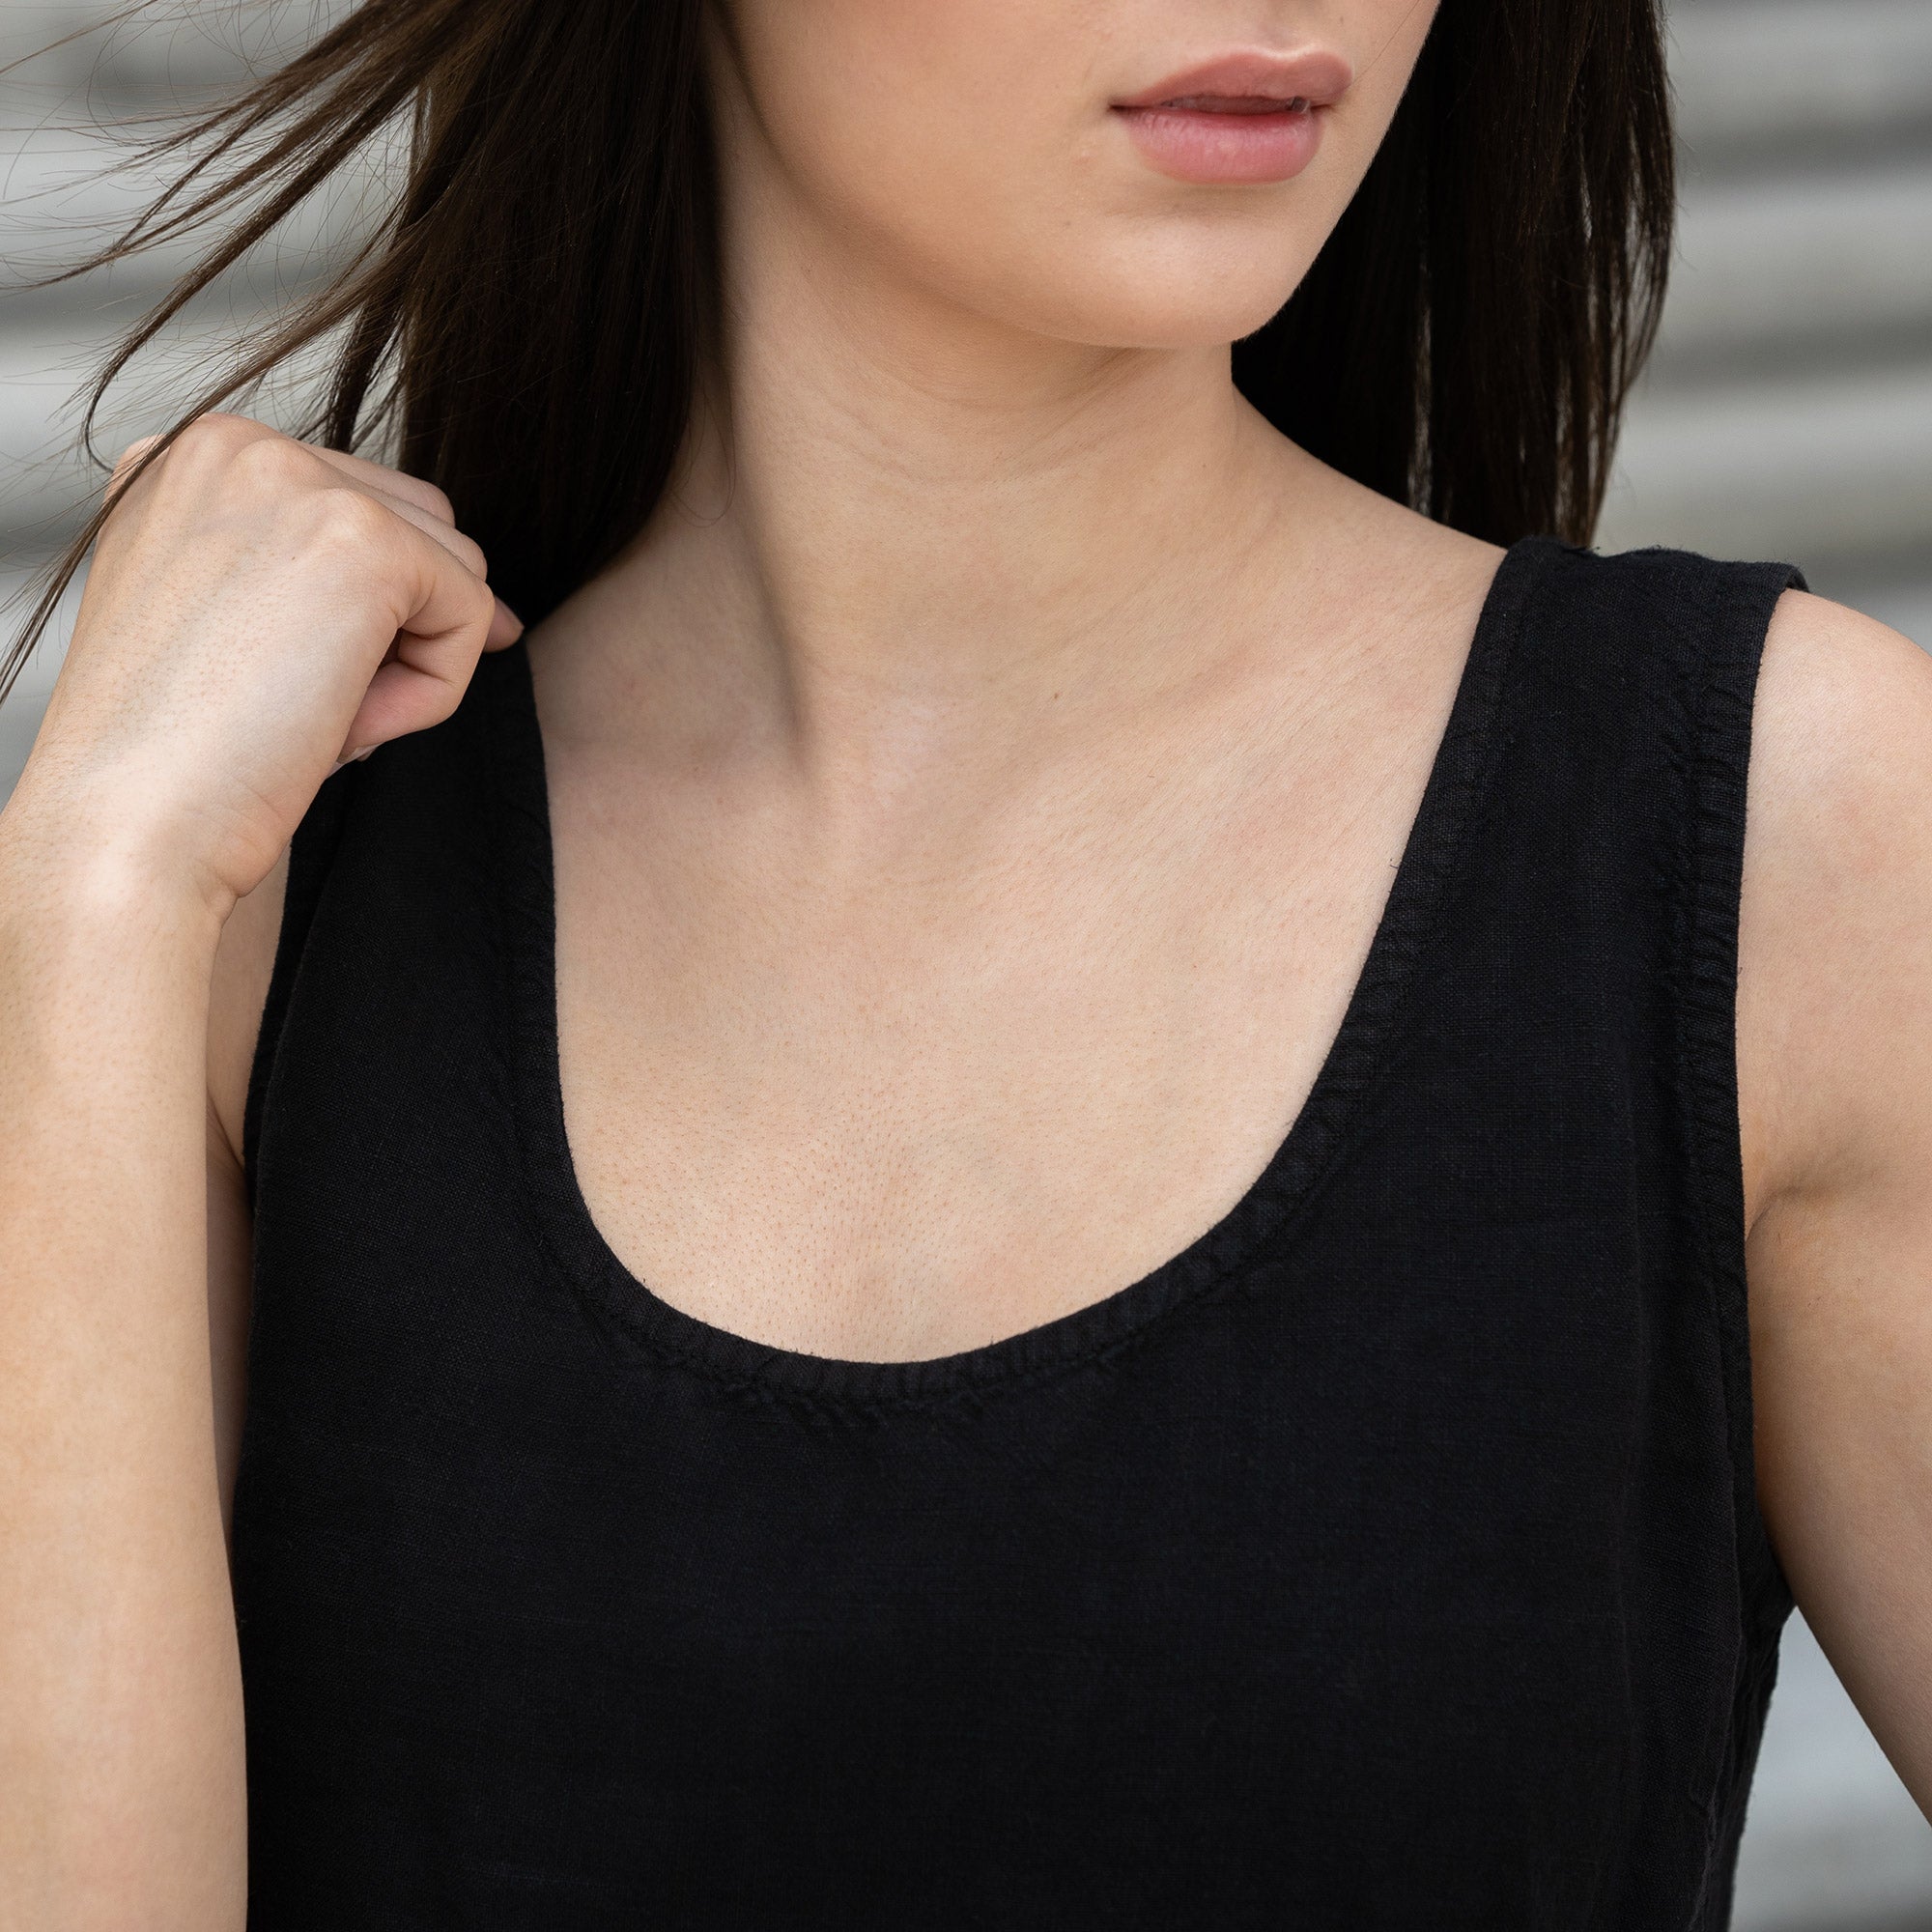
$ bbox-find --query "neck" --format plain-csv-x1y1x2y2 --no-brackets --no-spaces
555,132,1328,796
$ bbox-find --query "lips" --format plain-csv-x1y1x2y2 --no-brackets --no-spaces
1111,49,1352,115
1154,95,1313,114
1110,50,1350,185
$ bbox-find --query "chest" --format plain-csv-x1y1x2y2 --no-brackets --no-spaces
545,721,1431,1362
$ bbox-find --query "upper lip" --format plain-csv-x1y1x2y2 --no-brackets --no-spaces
1111,49,1352,111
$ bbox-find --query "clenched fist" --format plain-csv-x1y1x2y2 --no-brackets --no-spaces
13,413,522,915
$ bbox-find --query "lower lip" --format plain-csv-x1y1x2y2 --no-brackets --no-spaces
1112,102,1323,185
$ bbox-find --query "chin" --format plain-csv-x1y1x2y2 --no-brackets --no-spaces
1000,262,1309,355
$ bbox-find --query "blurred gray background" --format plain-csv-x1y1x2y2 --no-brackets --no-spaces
1,3,1928,1925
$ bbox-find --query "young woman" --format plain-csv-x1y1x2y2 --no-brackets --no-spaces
4,0,1930,1923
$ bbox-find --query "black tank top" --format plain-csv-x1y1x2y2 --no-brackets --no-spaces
236,536,1803,1929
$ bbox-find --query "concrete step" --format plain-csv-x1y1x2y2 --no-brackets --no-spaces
1654,157,1932,373
1602,355,1932,571
1669,0,1932,164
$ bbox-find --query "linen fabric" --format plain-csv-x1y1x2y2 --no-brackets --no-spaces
236,536,1804,1927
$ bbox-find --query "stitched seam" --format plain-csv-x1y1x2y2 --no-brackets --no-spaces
491,543,1548,1413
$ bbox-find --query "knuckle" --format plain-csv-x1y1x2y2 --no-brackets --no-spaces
427,678,467,726
108,433,162,485
177,412,260,462
307,487,392,554
442,566,493,633
227,429,313,493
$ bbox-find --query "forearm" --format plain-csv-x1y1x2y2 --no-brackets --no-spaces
0,801,245,1929
0,407,499,1925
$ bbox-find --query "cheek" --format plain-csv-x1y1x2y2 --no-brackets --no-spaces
724,0,1103,266
730,0,1065,203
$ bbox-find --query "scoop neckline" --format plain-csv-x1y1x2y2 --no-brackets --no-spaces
486,536,1548,1406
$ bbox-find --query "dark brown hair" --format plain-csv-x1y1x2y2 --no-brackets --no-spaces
5,0,1673,695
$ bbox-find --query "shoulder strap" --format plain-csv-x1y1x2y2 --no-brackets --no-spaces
1666,545,1808,1648
1508,540,1804,1644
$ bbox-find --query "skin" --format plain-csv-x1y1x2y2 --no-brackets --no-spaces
0,0,1926,1920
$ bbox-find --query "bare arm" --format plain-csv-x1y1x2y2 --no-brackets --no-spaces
0,416,512,1927
1739,589,1932,1809
0,830,245,1926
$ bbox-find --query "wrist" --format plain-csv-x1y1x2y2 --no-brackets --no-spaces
0,779,234,955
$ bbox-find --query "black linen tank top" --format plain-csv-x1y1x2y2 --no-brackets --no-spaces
237,537,1804,1929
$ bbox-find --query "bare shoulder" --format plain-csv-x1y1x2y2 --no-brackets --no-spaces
1738,587,1932,1219
1751,588,1932,846
206,846,287,1171
1735,591,1932,1793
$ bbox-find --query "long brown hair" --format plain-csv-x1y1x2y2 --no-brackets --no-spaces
5,0,1673,696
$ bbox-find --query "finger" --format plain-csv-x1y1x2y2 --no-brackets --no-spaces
337,656,469,761
305,444,456,525
337,522,499,753
350,483,489,581
347,486,524,638
484,596,526,651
